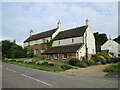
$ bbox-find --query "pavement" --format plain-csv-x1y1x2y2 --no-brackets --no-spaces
1,62,119,88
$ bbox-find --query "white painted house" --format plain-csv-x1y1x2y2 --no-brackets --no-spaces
101,39,120,57
44,19,96,61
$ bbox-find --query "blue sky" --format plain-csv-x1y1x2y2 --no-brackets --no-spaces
1,2,118,46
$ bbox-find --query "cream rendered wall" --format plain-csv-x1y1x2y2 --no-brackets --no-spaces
83,26,96,54
24,37,51,47
101,40,119,57
52,37,83,46
77,44,85,60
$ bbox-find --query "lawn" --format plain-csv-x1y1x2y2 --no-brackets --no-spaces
103,63,120,72
3,58,77,72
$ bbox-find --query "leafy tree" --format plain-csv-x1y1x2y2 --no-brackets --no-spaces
113,35,120,44
94,32,108,45
2,40,27,58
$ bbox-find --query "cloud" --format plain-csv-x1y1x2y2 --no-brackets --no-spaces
2,2,118,44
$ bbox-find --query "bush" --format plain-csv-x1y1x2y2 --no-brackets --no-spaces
77,61,87,68
61,64,72,70
98,52,111,63
97,56,106,61
68,58,80,66
101,60,107,64
91,54,99,62
89,59,96,65
111,57,120,63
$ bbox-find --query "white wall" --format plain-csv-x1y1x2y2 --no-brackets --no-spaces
52,28,62,39
52,37,83,46
101,40,120,57
24,37,51,47
83,26,96,54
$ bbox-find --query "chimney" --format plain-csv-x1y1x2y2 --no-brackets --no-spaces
13,40,16,44
30,29,34,36
57,20,61,29
85,18,89,26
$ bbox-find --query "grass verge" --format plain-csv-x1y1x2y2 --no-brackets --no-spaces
103,63,120,72
3,58,77,72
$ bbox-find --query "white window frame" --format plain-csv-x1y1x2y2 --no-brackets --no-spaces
58,41,60,45
54,54,59,60
71,38,74,43
41,49,45,53
42,38,46,43
63,54,67,59
34,49,38,55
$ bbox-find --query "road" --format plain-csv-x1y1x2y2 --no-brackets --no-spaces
1,62,118,88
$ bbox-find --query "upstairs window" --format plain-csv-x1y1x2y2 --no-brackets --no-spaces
58,41,60,45
28,42,30,46
72,39,74,43
42,38,46,43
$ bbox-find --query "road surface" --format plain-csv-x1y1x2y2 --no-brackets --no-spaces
1,62,118,88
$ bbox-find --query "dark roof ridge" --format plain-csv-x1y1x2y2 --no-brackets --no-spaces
60,25,88,33
31,27,58,36
51,43,83,48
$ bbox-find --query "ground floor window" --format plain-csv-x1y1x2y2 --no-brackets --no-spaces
63,54,67,59
41,49,45,53
54,54,59,60
34,49,38,55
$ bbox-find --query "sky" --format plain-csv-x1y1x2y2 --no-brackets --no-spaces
1,2,118,46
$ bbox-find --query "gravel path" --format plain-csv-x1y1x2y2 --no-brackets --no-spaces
60,64,113,77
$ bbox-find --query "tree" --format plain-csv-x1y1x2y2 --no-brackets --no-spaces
45,40,53,49
113,35,120,44
94,32,108,45
2,40,27,58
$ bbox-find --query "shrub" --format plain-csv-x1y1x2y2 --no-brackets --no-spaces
77,61,87,68
97,56,106,61
68,58,80,66
111,57,120,63
61,64,72,70
101,60,107,64
91,54,99,62
98,52,111,63
89,59,96,65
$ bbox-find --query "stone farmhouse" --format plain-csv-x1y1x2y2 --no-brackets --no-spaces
23,19,96,62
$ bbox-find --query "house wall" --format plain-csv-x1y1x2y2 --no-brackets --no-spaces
25,44,47,58
52,37,83,46
24,37,51,47
101,40,120,57
83,26,96,54
46,53,76,63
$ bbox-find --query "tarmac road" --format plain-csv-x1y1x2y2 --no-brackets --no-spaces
1,62,118,88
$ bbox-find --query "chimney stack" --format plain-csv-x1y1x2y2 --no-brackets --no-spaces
30,29,34,36
85,18,89,26
57,20,61,29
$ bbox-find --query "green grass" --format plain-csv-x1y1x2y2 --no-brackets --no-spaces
103,63,120,72
3,58,77,72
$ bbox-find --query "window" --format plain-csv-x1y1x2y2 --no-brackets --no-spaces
54,54,59,59
28,42,30,46
42,38,46,43
72,39,74,43
92,49,94,53
58,41,60,45
41,49,45,53
27,50,30,54
47,55,50,59
63,54,67,59
34,49,38,55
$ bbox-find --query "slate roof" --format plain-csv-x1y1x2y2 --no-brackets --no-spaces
23,28,57,43
43,43,83,54
53,25,88,40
